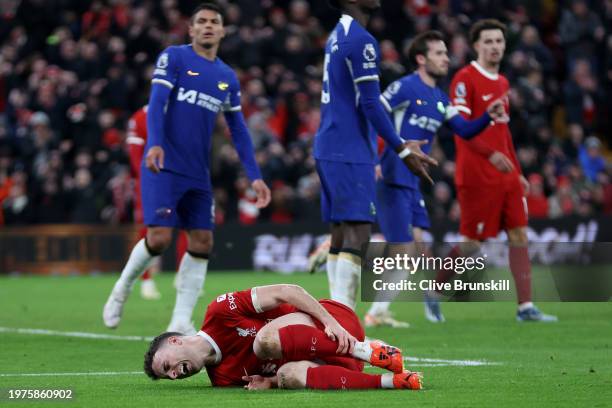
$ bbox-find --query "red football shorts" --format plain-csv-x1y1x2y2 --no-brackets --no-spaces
315,299,365,372
457,178,528,240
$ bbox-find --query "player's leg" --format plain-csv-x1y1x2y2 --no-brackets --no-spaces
503,186,557,322
140,257,162,300
103,226,172,328
167,183,214,334
366,183,414,328
103,169,181,328
336,221,370,309
275,361,422,390
253,303,403,373
316,160,342,298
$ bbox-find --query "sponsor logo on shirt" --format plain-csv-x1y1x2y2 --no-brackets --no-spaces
236,326,257,337
227,292,237,310
408,113,442,132
177,87,223,113
217,81,229,91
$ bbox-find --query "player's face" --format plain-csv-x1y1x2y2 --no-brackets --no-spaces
474,29,506,65
423,40,449,79
151,337,204,380
189,9,225,49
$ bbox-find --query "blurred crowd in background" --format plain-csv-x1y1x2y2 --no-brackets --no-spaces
0,0,610,226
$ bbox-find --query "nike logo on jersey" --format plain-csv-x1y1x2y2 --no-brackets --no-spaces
187,70,200,76
482,94,494,101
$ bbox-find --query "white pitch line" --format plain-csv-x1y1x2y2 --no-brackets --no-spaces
405,356,500,366
0,327,153,342
0,371,143,378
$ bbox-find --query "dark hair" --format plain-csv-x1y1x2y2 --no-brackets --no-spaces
407,30,445,66
143,332,182,380
327,0,341,10
190,2,223,25
469,19,507,44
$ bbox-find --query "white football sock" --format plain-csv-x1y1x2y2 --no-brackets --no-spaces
367,301,391,316
333,253,361,309
327,253,338,299
169,253,208,326
114,239,156,295
351,340,371,361
380,373,395,389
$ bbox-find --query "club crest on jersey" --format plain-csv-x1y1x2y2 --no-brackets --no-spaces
157,53,169,69
455,82,466,97
363,43,376,62
236,327,257,337
217,81,229,91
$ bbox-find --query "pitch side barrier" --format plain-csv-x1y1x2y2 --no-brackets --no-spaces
0,216,611,279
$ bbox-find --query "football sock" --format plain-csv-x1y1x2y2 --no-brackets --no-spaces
327,248,340,299
334,250,361,309
279,325,372,362
509,246,532,304
169,251,208,325
306,366,381,390
367,301,390,316
115,238,158,293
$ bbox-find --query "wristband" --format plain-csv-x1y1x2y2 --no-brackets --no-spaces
398,148,411,159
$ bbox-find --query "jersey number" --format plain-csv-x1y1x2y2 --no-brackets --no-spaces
321,53,330,104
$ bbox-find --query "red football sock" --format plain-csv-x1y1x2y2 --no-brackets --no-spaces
435,245,461,286
279,325,340,361
141,269,151,280
509,246,532,304
306,365,381,390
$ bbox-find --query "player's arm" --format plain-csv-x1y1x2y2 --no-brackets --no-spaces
223,75,271,208
126,113,146,177
450,74,514,172
347,39,437,182
145,48,180,173
252,284,355,353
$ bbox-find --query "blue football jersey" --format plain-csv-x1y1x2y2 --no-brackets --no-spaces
314,14,382,164
147,45,242,184
379,73,459,188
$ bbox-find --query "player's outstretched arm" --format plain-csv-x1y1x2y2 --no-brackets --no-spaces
145,84,172,173
223,111,271,208
254,284,356,354
357,80,437,183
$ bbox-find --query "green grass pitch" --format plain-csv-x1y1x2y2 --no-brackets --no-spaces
0,271,611,407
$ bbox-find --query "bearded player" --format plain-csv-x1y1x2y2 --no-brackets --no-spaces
429,19,557,322
365,30,507,326
104,3,271,334
143,284,422,390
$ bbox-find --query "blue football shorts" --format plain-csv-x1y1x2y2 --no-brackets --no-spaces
376,182,430,242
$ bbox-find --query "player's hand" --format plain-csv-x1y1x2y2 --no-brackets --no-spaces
519,174,529,196
251,179,271,208
399,140,438,185
242,375,274,390
488,151,514,173
145,146,165,173
324,320,356,355
486,94,509,123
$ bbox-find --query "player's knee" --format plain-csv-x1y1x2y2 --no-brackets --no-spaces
276,362,309,389
507,228,528,245
145,228,172,253
187,231,213,254
253,328,281,360
342,223,371,251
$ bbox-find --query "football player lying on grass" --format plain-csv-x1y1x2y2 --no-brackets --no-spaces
144,284,422,390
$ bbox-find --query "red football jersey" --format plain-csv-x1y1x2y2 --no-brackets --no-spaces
450,61,521,187
126,106,148,178
199,288,297,387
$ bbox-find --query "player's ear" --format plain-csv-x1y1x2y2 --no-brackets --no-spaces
416,54,426,66
168,336,182,345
